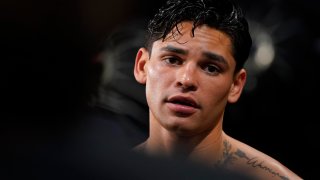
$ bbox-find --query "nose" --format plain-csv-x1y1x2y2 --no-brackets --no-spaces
176,63,198,91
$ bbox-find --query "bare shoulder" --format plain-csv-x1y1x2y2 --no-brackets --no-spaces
221,134,303,180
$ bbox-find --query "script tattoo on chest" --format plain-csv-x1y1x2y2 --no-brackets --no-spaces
215,140,289,180
234,149,289,180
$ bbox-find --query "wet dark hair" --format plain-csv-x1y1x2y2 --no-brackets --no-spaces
145,0,252,72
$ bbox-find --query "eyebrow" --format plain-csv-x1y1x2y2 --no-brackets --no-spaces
203,51,228,66
160,45,187,55
160,45,228,65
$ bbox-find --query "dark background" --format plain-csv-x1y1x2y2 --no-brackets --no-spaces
1,0,319,179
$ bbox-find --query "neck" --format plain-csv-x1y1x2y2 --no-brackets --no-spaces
144,118,226,165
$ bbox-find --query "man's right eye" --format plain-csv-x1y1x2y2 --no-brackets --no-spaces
164,57,182,65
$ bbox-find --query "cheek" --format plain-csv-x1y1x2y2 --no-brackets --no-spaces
146,61,171,89
146,63,158,81
202,81,232,107
200,85,230,125
145,63,163,103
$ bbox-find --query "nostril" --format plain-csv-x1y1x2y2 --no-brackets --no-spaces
185,85,197,91
176,81,197,91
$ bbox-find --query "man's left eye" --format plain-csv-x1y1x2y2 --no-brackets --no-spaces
203,65,220,74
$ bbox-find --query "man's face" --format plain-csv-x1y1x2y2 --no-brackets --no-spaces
134,21,246,136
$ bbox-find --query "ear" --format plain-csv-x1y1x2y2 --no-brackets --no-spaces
228,69,247,103
134,47,149,84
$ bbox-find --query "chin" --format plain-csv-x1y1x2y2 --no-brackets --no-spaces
165,122,202,137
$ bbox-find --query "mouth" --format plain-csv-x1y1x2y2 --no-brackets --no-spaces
165,96,200,116
167,96,199,108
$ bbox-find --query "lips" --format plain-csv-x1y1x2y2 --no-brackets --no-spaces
166,95,200,116
167,96,200,108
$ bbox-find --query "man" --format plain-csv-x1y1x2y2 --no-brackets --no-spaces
133,0,302,179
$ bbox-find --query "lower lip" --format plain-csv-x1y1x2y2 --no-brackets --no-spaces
166,103,198,116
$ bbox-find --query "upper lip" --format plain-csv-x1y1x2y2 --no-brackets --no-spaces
166,95,200,108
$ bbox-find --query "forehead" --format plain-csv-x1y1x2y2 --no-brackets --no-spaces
153,21,234,63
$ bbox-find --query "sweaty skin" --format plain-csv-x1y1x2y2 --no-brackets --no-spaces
134,21,302,180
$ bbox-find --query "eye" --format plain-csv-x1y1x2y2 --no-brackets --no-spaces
164,57,182,65
203,64,220,75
